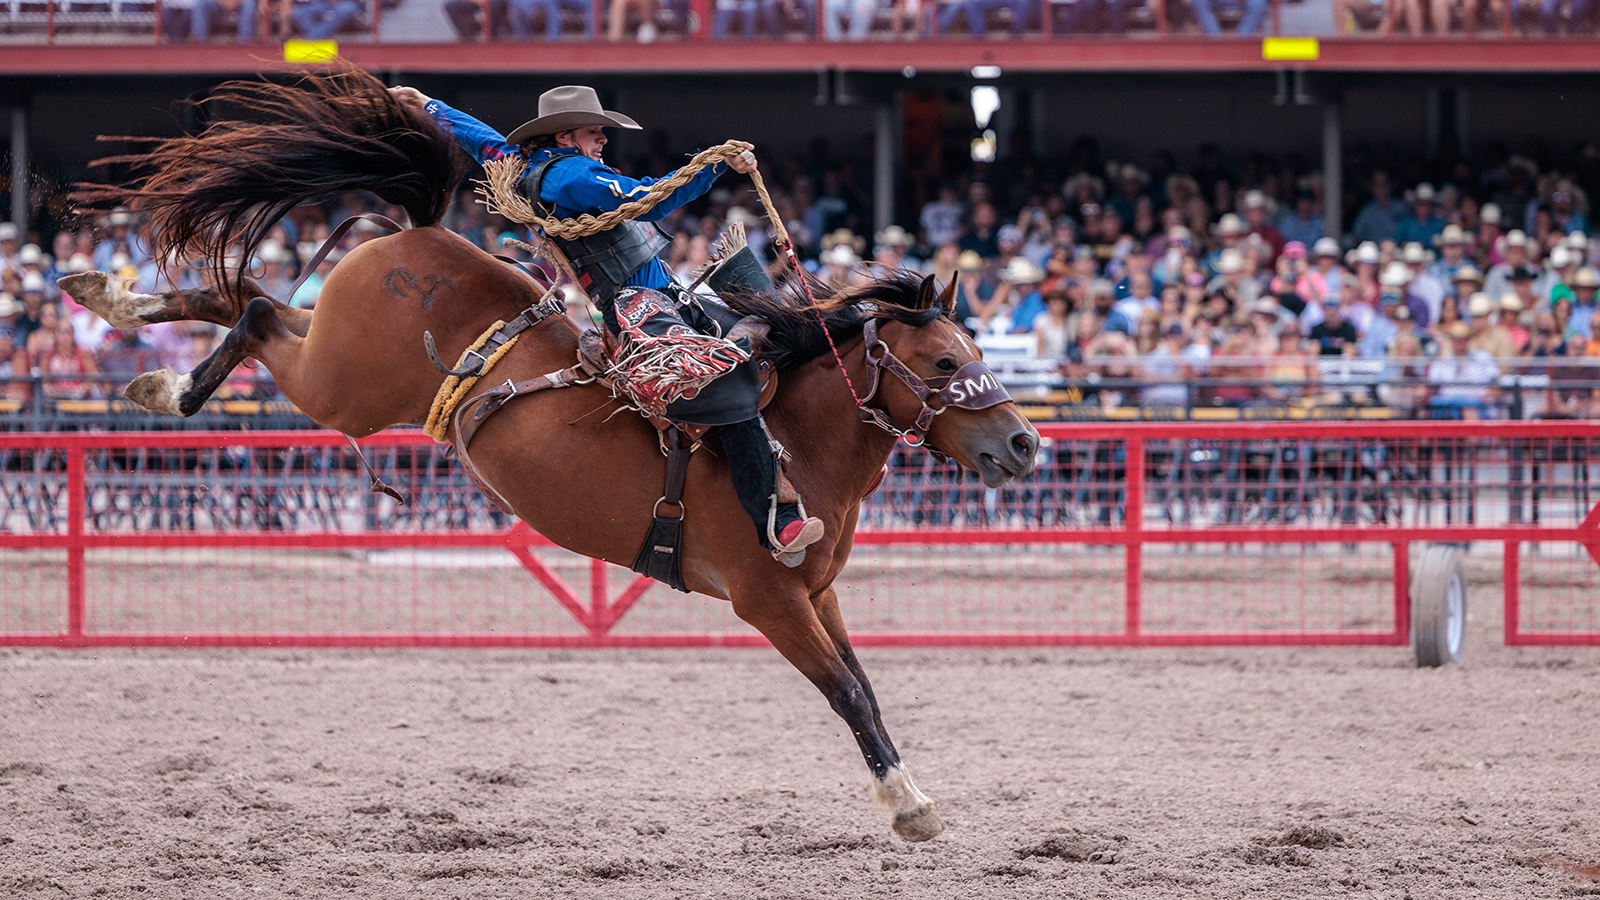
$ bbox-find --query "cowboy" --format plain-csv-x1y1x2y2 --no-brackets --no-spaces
390,84,824,563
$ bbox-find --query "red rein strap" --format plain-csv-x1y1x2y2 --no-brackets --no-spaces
776,240,892,433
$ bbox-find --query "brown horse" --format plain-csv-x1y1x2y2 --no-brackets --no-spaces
63,67,1040,842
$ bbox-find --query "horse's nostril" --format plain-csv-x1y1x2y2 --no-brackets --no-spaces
1009,430,1038,461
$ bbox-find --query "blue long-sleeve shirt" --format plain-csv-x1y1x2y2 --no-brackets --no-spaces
425,99,727,293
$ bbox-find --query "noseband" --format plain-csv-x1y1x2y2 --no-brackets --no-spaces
855,317,1013,449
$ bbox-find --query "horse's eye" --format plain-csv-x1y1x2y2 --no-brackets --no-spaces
935,357,958,373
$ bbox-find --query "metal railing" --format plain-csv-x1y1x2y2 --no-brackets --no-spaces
2,422,1595,650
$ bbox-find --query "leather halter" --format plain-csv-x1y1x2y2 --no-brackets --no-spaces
855,317,1013,447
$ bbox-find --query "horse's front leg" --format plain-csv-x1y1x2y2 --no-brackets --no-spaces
812,586,943,841
732,587,944,842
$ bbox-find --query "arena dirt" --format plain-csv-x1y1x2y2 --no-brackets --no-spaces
2,636,1598,900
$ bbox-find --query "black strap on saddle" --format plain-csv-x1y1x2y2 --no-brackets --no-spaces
629,426,693,593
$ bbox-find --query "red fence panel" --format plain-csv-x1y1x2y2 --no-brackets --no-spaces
2,423,1596,649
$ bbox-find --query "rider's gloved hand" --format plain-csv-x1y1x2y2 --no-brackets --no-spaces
727,141,757,174
388,86,433,110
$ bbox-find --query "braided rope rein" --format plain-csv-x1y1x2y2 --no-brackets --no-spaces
473,142,876,424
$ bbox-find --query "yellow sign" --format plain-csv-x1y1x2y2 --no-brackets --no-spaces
283,40,339,62
1261,37,1319,61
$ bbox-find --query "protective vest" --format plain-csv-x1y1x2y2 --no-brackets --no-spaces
524,153,670,309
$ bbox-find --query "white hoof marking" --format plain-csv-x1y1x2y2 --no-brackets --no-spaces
870,765,944,842
124,369,192,416
59,272,165,329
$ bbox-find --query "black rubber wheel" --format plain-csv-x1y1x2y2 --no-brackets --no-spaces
1411,543,1467,667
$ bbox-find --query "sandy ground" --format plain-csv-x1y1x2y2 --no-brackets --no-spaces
3,639,1599,899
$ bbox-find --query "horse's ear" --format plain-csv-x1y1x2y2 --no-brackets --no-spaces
935,275,958,318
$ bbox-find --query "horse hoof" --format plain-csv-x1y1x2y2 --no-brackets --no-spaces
58,271,160,328
124,369,191,416
892,806,945,842
870,765,943,842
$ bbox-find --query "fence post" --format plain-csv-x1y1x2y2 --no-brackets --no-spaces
1391,539,1409,644
1124,436,1144,639
1503,539,1521,645
66,444,86,644
590,557,609,634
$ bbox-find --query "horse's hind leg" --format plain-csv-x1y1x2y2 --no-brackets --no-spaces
58,271,312,337
733,586,944,842
125,297,293,416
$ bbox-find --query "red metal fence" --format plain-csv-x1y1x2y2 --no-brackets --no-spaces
2,422,1597,649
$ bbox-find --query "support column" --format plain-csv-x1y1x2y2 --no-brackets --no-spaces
10,105,27,237
1321,93,1342,240
874,97,897,235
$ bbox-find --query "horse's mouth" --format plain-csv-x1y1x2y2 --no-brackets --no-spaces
975,452,1021,488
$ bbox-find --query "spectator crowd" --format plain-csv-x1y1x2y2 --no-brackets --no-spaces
5,133,1600,419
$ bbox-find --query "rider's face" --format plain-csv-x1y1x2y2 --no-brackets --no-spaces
558,126,607,162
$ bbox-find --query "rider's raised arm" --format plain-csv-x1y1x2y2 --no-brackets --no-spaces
422,99,518,165
549,155,729,222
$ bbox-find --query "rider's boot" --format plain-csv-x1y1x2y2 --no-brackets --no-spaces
720,417,823,565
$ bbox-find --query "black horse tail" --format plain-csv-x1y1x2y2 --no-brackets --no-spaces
74,62,467,298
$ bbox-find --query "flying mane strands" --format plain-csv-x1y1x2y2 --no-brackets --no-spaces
723,269,950,373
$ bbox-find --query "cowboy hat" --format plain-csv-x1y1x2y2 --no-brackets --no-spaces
822,244,860,267
821,228,865,254
1434,223,1469,247
1379,262,1412,287
1400,242,1433,265
1000,257,1044,285
506,86,641,145
1466,292,1495,317
874,224,913,247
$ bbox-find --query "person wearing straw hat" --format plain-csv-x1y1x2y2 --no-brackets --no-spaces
390,84,825,563
1568,266,1599,340
1394,183,1446,247
871,224,916,270
1497,292,1530,354
1426,223,1472,285
1427,320,1499,419
1484,229,1531,300
994,256,1047,334
1464,291,1512,360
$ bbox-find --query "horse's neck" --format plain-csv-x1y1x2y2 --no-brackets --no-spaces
775,341,900,499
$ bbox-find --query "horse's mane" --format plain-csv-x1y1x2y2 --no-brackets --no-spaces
723,268,951,373
72,62,466,300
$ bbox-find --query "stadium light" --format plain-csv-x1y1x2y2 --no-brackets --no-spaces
970,85,1000,130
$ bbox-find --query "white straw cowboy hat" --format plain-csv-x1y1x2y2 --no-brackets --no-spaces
506,86,642,145
1000,257,1045,285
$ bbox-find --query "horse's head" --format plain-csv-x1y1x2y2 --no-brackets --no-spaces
860,277,1040,488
